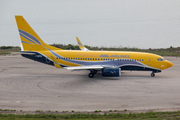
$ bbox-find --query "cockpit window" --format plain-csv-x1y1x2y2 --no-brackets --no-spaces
157,57,165,61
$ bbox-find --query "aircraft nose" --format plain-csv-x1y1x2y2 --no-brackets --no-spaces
167,61,173,68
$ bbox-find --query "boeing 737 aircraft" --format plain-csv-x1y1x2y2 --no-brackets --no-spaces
15,15,173,78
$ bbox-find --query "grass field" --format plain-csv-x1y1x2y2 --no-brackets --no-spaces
0,111,180,120
0,45,180,56
0,46,20,55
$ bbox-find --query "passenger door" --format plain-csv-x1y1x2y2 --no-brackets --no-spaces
147,56,152,66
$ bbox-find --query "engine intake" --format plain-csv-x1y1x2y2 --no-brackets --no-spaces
102,67,121,77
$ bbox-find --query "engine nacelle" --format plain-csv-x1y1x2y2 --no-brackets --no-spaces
102,67,121,77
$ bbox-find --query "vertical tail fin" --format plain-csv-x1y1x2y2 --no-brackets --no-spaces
15,15,62,51
76,37,89,51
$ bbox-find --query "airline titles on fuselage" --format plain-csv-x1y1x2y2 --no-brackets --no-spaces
100,54,130,58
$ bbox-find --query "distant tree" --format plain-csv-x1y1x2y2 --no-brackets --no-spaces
67,44,75,50
0,46,12,49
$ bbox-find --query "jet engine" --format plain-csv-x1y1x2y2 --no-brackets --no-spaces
102,67,121,77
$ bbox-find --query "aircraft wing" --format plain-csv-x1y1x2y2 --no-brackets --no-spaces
76,37,89,51
65,65,103,70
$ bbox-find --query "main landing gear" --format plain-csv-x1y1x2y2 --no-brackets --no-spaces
151,71,155,77
88,70,97,78
89,73,94,78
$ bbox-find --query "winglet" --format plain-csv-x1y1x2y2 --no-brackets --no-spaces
76,37,89,51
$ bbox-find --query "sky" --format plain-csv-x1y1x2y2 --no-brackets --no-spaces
0,0,180,49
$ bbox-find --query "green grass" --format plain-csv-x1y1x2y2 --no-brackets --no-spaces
0,46,20,55
0,111,180,120
1,45,180,56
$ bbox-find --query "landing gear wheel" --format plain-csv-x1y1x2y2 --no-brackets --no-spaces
151,72,155,77
89,73,94,78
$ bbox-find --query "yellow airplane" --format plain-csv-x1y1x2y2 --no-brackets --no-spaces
15,15,173,78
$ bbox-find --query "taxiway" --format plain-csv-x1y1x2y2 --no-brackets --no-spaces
0,55,180,111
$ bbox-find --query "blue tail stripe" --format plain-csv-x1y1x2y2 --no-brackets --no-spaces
19,29,42,45
22,41,32,44
20,33,37,44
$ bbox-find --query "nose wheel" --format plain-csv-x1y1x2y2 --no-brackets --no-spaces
151,72,155,77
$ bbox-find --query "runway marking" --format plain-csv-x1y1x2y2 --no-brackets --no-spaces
0,69,6,73
37,80,49,91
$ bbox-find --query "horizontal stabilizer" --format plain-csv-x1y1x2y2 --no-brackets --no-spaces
50,56,62,68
